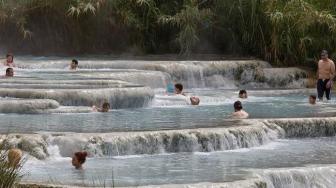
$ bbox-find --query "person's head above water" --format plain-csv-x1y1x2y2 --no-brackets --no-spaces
190,96,200,105
6,53,14,63
234,101,243,112
8,148,22,168
70,59,79,70
5,68,14,77
309,95,317,105
101,102,110,112
72,151,87,169
321,50,328,61
239,90,247,99
174,83,183,94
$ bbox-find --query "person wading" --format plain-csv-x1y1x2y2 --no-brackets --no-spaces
317,50,335,101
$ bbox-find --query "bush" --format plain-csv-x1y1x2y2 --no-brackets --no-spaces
0,144,23,188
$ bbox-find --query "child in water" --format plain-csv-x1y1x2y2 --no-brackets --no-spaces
72,151,88,170
92,102,110,112
309,95,317,105
231,101,249,119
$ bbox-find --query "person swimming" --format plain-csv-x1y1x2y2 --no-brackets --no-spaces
231,101,249,119
239,90,247,99
92,102,110,112
166,82,175,94
8,148,22,168
70,59,79,70
175,83,185,95
72,151,87,170
3,53,15,67
190,96,200,105
309,95,317,105
5,67,14,77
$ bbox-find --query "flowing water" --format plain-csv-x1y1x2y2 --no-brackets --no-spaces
1,57,335,188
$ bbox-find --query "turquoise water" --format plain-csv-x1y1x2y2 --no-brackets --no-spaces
1,58,335,187
23,137,336,186
0,91,334,133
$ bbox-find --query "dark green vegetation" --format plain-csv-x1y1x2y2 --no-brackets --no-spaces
0,0,336,65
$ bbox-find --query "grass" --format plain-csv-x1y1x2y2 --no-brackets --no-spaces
0,145,24,187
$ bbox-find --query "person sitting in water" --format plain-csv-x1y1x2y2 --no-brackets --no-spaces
3,53,15,67
8,148,22,168
190,96,200,105
231,101,249,119
239,90,247,99
309,95,317,105
72,151,88,170
175,83,185,95
166,82,175,94
5,67,14,77
92,102,110,112
70,59,79,70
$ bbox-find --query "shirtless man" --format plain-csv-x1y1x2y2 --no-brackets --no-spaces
231,101,249,119
317,50,335,100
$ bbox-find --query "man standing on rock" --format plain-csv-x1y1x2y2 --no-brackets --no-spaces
317,50,335,100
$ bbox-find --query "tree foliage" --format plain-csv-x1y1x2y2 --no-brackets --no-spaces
0,0,336,65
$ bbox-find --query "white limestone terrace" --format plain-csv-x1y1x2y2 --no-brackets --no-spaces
0,77,154,109
0,99,60,113
2,117,336,160
14,58,310,89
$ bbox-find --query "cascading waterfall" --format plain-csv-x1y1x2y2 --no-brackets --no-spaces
4,117,336,160
0,87,154,108
14,59,308,88
258,166,336,188
0,99,59,113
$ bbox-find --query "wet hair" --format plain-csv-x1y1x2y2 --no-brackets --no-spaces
6,53,13,63
102,102,110,109
72,59,78,65
239,90,247,95
74,151,88,164
321,50,328,55
190,97,200,105
234,101,243,111
6,67,13,74
6,53,13,58
310,95,316,100
175,83,183,92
